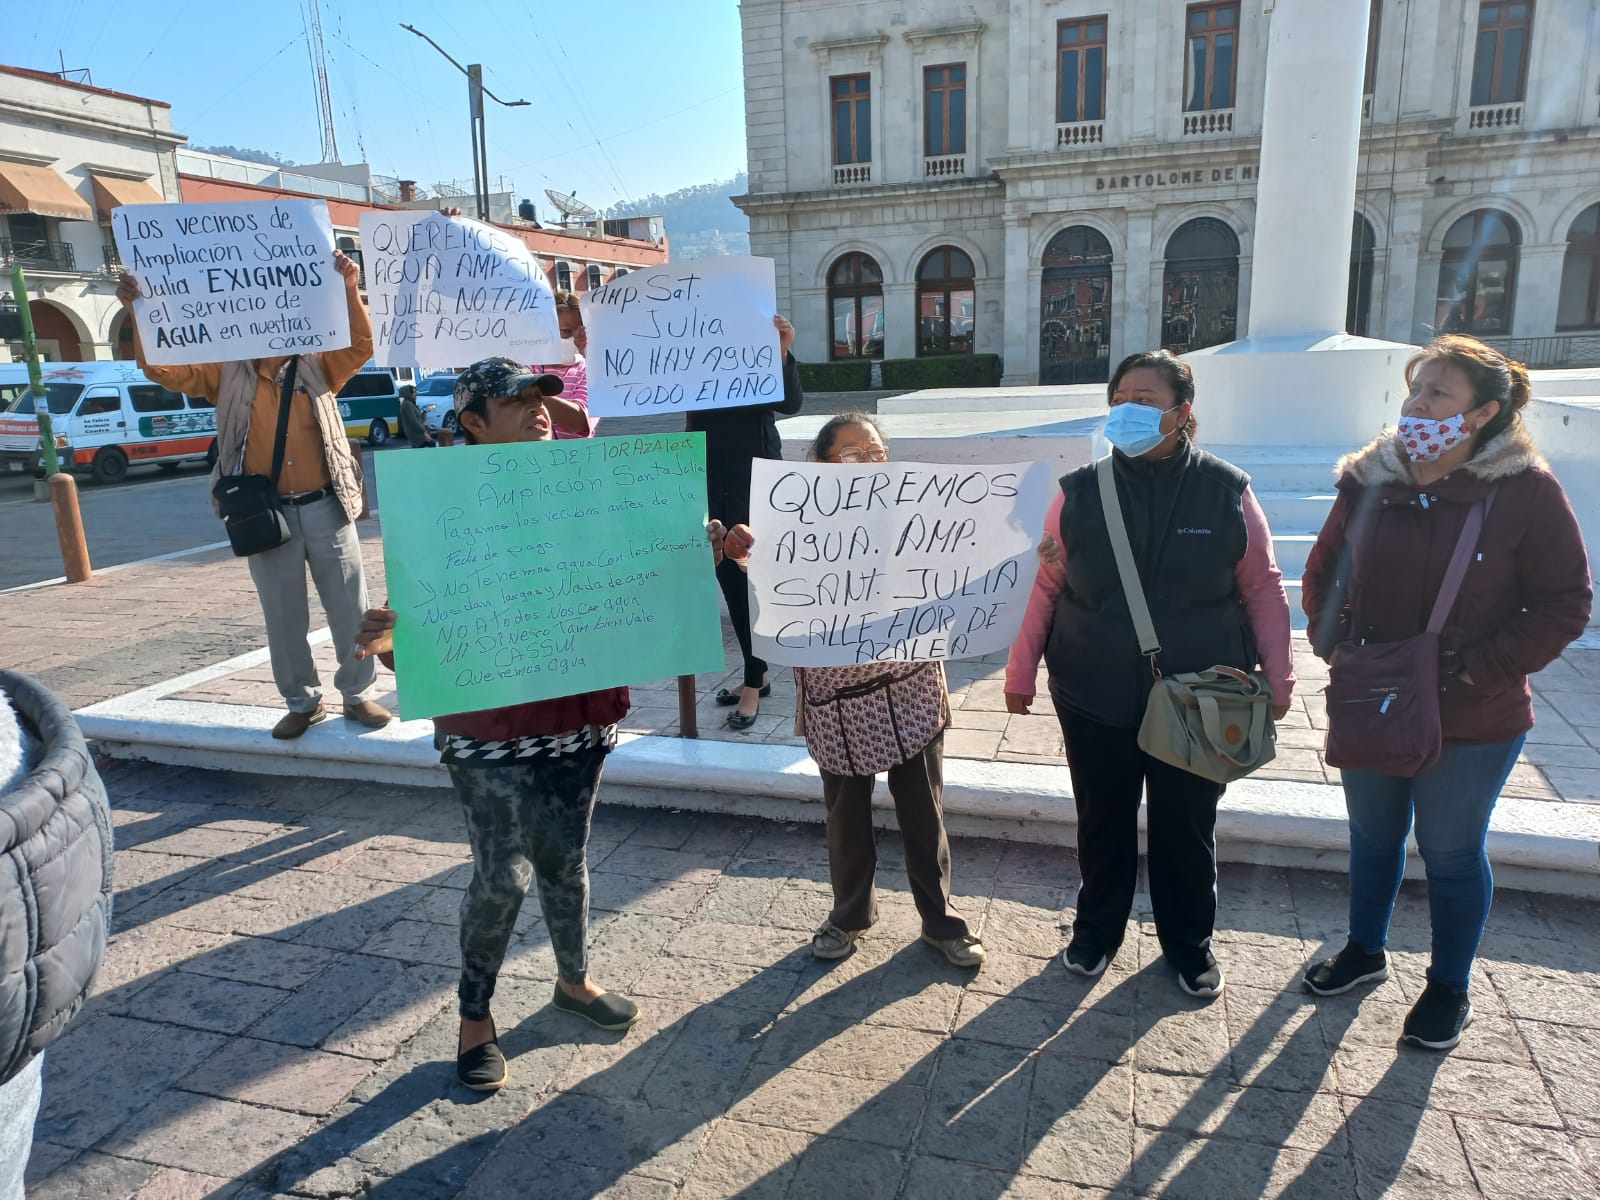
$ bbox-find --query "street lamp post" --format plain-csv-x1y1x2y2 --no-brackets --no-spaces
400,25,529,222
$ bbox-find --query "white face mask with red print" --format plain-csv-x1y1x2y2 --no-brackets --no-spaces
1397,413,1470,462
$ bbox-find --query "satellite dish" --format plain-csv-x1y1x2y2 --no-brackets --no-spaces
545,188,598,222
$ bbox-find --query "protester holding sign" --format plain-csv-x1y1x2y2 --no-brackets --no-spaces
694,314,802,729
529,290,596,440
719,414,985,970
1004,351,1294,1000
115,253,391,740
355,357,647,1092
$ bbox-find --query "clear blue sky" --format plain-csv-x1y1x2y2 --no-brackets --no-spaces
8,0,748,214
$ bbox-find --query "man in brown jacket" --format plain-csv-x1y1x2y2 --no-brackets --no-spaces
116,252,391,738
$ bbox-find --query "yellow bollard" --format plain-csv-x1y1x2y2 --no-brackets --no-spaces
49,472,92,582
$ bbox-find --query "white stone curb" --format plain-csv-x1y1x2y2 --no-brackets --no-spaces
77,668,1600,898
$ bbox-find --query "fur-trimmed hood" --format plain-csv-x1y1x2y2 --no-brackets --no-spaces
1334,421,1548,489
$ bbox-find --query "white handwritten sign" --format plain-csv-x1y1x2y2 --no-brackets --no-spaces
114,200,350,365
747,459,1056,667
582,255,782,417
358,211,560,373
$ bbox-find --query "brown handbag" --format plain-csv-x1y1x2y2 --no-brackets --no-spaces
1324,491,1494,778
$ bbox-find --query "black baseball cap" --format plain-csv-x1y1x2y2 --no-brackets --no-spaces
453,357,564,415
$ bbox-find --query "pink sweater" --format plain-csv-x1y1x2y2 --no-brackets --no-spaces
531,357,597,439
1004,485,1296,707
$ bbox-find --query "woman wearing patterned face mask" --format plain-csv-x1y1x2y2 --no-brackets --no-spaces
1301,336,1590,1050
1006,351,1295,1000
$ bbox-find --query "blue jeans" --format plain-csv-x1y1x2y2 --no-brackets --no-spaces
1342,736,1524,990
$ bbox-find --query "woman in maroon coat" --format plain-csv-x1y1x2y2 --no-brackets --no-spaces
1301,335,1591,1050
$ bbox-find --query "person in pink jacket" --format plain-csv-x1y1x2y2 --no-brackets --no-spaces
1005,350,1294,999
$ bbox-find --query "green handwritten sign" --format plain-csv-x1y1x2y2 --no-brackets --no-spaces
374,433,727,720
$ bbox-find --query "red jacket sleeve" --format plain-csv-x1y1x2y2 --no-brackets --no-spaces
1458,472,1593,692
1302,485,1354,658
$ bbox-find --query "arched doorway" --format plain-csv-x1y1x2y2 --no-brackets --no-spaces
915,247,975,356
1162,217,1239,353
827,252,884,359
1557,202,1600,331
1435,209,1519,336
1039,226,1113,384
1347,215,1378,336
110,309,136,361
27,300,83,361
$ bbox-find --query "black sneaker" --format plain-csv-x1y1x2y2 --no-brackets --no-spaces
1303,941,1390,996
1061,938,1110,977
1402,979,1473,1050
1177,958,1225,999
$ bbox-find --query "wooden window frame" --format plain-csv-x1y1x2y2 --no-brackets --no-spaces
1183,2,1240,113
1056,17,1108,124
1472,1,1534,106
831,73,872,166
924,63,967,157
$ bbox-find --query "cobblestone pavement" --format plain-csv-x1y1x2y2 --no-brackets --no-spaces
22,761,1600,1199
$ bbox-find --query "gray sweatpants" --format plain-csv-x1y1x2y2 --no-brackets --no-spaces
0,1054,41,1200
245,493,376,714
449,749,606,1020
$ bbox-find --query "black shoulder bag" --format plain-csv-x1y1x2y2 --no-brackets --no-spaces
212,356,299,557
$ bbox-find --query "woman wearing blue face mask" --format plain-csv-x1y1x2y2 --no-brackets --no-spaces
1301,336,1590,1050
1005,350,1295,999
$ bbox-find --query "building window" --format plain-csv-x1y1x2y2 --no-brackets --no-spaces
587,265,604,291
831,74,872,165
1347,215,1378,336
916,247,976,357
1364,0,1382,100
615,266,630,278
1057,18,1107,124
1162,217,1239,353
1184,3,1239,112
1557,203,1600,331
1471,2,1533,106
924,64,967,157
828,252,884,360
1040,226,1114,385
555,262,573,292
1436,209,1520,336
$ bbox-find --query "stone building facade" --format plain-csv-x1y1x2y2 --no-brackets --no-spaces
734,0,1600,382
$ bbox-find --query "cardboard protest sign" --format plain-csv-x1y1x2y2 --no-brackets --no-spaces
374,433,726,720
359,210,561,372
113,199,350,365
582,256,782,417
747,459,1056,667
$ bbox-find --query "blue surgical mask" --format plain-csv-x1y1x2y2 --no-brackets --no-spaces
1103,403,1171,457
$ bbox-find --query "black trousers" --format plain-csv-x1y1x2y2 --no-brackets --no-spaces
1054,704,1223,972
716,554,767,689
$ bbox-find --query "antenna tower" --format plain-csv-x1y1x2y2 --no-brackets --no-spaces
306,0,340,162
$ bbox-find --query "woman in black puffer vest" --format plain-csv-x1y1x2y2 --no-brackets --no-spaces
0,670,113,1199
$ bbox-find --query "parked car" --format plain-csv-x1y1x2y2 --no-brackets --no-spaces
336,365,406,447
0,361,215,484
412,372,461,434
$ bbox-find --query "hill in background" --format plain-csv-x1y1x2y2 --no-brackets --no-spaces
607,173,750,259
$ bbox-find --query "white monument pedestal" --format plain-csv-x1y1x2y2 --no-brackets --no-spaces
1185,332,1414,446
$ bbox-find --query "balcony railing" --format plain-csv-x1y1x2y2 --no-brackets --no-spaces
1056,121,1105,148
1481,333,1600,369
1182,108,1235,136
832,162,872,185
924,153,966,178
1468,102,1522,130
103,244,123,273
0,238,77,273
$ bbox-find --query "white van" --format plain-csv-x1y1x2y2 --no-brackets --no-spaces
0,361,216,485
